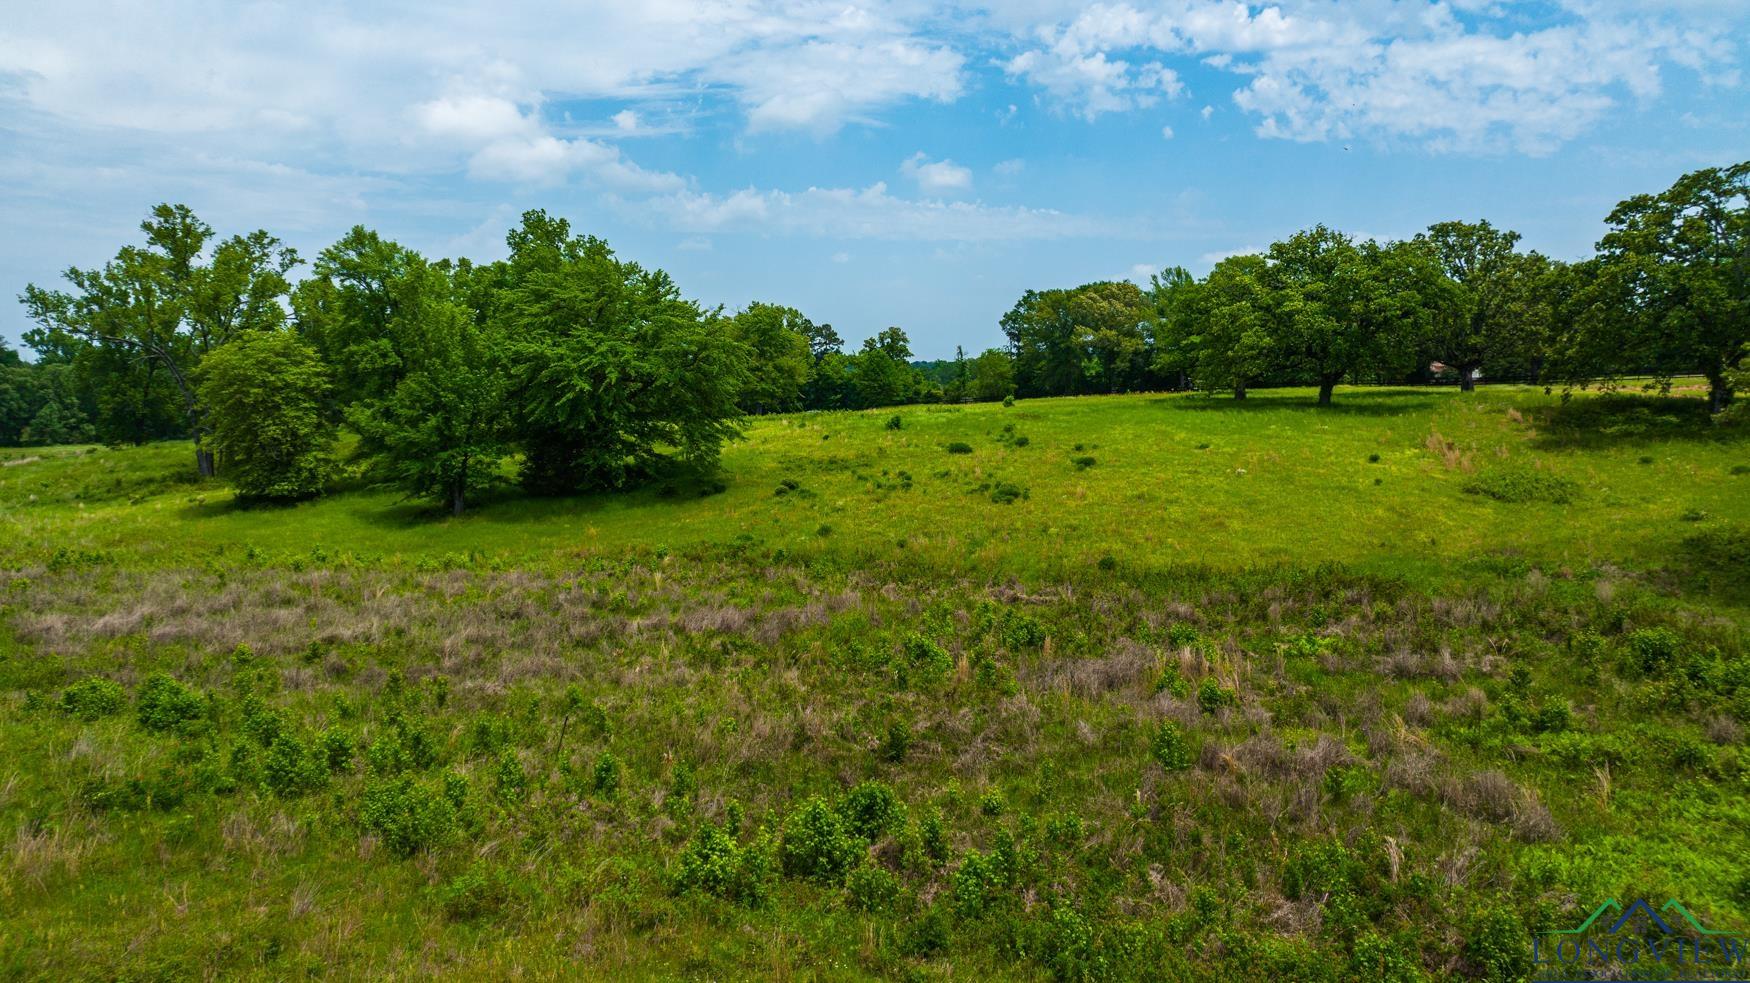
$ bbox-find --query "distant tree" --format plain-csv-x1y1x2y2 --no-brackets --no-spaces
1559,162,1747,412
969,348,1015,402
942,345,971,402
849,344,912,410
727,303,812,414
20,204,298,474
1002,288,1082,397
1071,281,1153,393
1158,255,1276,399
197,330,335,500
1266,228,1442,405
351,260,510,516
804,321,844,362
1414,220,1549,391
495,211,747,494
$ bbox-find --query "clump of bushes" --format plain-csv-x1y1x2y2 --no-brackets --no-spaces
1072,455,1097,471
989,481,1028,504
674,823,773,905
136,673,208,735
1462,466,1579,504
946,441,974,454
361,775,462,857
885,415,904,430
779,797,863,885
60,677,125,721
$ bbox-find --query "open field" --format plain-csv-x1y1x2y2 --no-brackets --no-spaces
2,385,1749,980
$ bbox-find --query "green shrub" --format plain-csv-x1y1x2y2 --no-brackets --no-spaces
136,673,207,735
1150,721,1193,771
1623,626,1685,677
1349,932,1426,983
946,442,974,454
1072,455,1097,470
262,733,329,797
440,865,513,922
1463,904,1530,983
361,777,459,857
1196,678,1237,714
1002,395,1015,407
493,750,528,804
901,907,950,956
591,751,622,797
845,862,900,912
1000,610,1047,650
1282,840,1359,901
903,634,954,683
319,727,355,773
990,481,1028,504
880,720,913,763
885,415,903,430
59,677,125,721
1153,667,1190,698
952,849,1008,917
840,781,903,840
1462,466,1579,504
675,823,772,905
779,797,863,885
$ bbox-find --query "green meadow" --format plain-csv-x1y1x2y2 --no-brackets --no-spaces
2,385,1748,980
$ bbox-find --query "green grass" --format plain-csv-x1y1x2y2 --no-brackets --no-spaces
1,385,1747,980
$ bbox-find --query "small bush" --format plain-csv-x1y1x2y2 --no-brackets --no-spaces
1622,626,1685,677
136,673,207,735
361,777,459,857
674,823,772,904
840,781,904,840
262,733,329,797
1002,395,1015,407
1072,456,1097,470
319,727,355,773
989,481,1028,504
494,750,529,804
845,862,900,912
880,720,912,763
780,797,863,885
885,415,903,430
60,677,125,721
903,634,954,683
592,751,622,797
1150,721,1193,772
1000,610,1047,649
1196,678,1237,714
946,442,974,454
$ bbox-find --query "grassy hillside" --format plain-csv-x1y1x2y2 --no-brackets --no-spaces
1,386,1748,980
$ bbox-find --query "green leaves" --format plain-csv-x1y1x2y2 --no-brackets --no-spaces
197,330,335,500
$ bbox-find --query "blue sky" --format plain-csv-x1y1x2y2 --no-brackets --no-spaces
3,1,1747,359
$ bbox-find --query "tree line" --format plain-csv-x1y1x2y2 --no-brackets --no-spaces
2,161,1745,511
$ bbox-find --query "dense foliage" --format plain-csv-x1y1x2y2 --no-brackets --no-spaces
5,160,1746,512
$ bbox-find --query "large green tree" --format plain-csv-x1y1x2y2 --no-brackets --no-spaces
350,259,510,516
291,227,417,407
1561,162,1748,412
197,330,335,500
1413,220,1550,391
1154,256,1276,399
20,204,298,474
1266,228,1444,405
726,303,813,414
495,211,748,494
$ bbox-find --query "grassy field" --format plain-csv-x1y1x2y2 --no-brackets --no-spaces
1,385,1748,980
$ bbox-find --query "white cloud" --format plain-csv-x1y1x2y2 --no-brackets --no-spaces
1161,125,1175,139
994,158,1025,175
612,109,639,132
900,152,973,194
641,181,1119,242
998,0,1740,153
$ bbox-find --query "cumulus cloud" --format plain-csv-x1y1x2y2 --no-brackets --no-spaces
997,0,1740,153
900,152,973,194
640,181,1119,242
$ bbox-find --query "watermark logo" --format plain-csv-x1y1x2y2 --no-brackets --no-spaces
1534,898,1749,981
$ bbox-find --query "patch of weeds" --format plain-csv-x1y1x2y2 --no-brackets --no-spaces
1462,466,1579,504
59,677,125,721
1072,456,1097,471
989,481,1028,504
946,442,974,455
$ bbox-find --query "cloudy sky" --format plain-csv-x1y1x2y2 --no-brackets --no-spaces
2,1,1746,358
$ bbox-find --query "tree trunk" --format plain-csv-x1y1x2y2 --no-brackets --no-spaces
1709,373,1730,414
195,447,215,478
451,483,466,517
1233,380,1247,400
1458,366,1477,393
1317,377,1337,405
